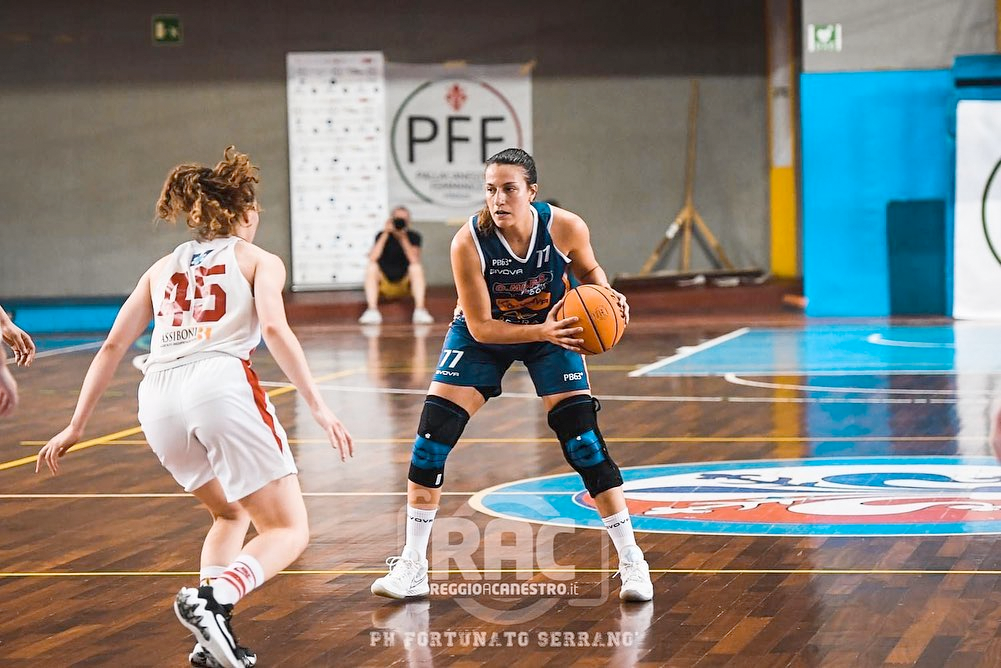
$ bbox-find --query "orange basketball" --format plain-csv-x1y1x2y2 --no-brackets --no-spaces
557,285,626,355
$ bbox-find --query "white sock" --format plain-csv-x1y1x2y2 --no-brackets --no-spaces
212,554,265,606
403,505,437,561
200,565,226,587
602,509,642,562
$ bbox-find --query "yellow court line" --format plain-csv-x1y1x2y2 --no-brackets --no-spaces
2,567,999,578
2,369,360,472
17,435,974,447
1,426,144,472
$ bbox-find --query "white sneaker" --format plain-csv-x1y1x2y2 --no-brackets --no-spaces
371,555,430,599
174,586,251,668
412,308,434,324
359,308,382,325
616,559,653,602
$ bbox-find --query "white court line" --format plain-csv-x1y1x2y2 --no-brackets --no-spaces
260,380,720,402
33,340,105,359
627,327,750,377
724,373,977,396
866,333,955,349
727,396,978,405
259,381,975,405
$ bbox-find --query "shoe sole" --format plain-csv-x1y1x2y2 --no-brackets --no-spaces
619,588,653,602
371,580,431,600
190,648,224,668
174,589,243,668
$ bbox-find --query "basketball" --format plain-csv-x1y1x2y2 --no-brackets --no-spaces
557,284,626,355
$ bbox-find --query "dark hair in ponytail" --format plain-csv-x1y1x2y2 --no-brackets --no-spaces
476,148,537,235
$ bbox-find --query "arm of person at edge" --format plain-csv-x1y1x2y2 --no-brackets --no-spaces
248,247,354,462
0,306,36,367
451,219,585,351
550,207,630,325
0,346,18,418
36,263,161,474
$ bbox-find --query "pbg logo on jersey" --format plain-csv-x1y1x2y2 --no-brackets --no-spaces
470,457,1001,536
389,77,526,208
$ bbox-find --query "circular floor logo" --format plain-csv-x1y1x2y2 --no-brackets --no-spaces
469,457,1001,536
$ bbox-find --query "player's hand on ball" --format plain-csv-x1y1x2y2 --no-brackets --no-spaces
313,404,354,462
36,425,83,475
543,297,585,352
608,287,630,325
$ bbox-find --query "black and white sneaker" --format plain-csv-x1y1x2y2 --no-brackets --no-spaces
189,642,257,668
174,586,253,668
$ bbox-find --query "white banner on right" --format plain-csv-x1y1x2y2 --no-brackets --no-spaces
955,100,1001,319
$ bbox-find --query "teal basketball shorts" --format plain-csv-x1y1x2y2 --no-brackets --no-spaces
432,319,590,399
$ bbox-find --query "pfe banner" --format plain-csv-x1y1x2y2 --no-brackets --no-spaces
386,62,533,222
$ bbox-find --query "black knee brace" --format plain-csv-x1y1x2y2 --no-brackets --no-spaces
408,396,470,488
547,395,623,497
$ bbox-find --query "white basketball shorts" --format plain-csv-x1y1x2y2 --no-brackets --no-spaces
138,354,297,503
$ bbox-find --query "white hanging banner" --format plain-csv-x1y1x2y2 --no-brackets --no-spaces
386,62,533,222
286,51,388,290
955,100,1001,319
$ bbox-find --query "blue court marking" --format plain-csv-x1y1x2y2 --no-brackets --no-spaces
632,324,1001,376
469,457,1001,536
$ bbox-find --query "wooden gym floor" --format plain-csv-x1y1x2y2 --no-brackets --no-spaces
2,284,1000,667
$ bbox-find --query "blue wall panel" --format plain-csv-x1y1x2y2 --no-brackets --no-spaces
801,70,953,316
6,301,125,334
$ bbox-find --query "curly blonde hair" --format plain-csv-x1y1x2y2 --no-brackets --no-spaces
155,146,259,240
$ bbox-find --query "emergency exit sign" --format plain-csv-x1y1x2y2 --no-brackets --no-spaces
807,23,842,53
152,15,182,45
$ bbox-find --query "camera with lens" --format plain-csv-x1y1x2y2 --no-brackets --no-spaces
393,217,407,230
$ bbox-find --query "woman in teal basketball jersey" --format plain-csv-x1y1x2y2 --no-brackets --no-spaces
372,148,653,603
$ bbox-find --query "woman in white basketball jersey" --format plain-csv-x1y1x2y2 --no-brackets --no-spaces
37,147,353,668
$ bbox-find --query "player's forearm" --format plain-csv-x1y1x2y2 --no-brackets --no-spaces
577,264,610,287
69,342,128,430
466,318,543,345
261,326,325,410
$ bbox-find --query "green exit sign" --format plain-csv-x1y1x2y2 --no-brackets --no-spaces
152,15,182,45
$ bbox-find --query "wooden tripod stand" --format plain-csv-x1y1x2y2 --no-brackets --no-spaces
639,80,736,275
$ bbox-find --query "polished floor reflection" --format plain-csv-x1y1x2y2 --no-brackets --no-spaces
2,318,999,666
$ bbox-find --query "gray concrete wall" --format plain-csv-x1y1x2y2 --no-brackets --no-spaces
0,0,768,297
802,0,995,73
